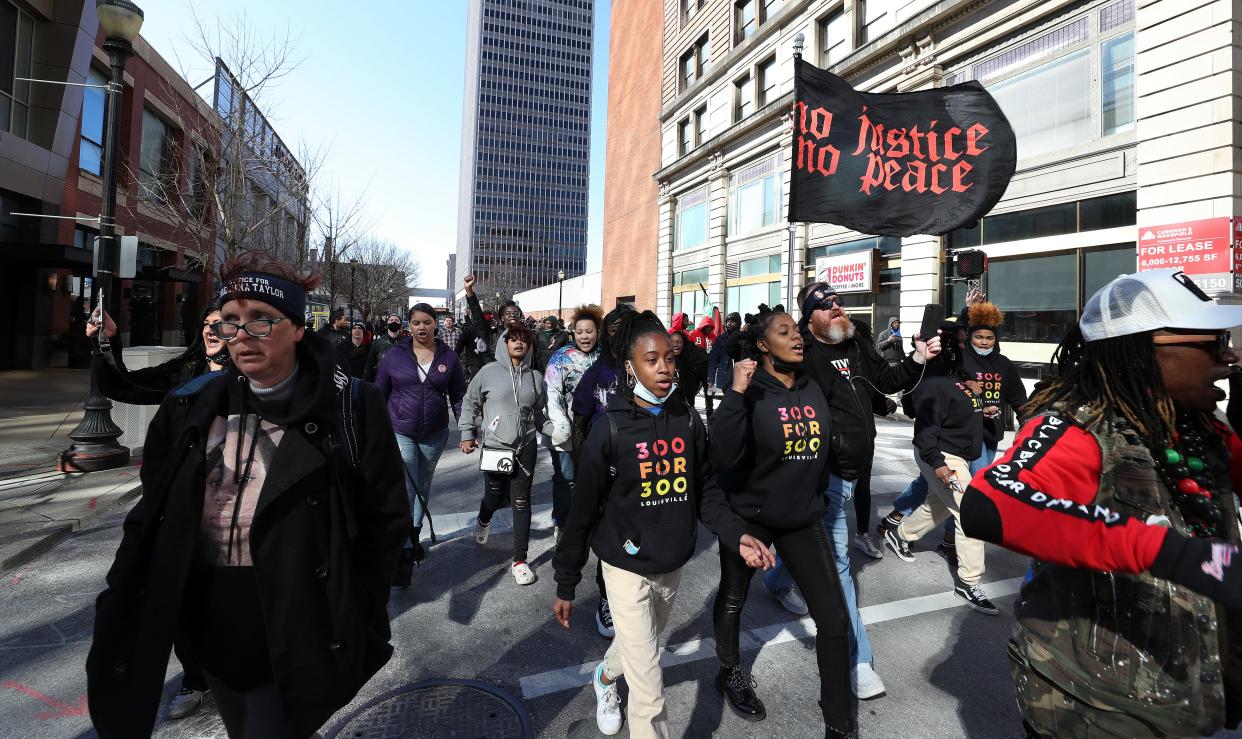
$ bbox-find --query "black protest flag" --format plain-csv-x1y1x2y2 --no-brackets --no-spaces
788,57,1016,237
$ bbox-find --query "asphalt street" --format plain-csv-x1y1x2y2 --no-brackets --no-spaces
2,416,1235,738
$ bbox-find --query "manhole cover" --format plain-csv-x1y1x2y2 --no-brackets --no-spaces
327,679,531,739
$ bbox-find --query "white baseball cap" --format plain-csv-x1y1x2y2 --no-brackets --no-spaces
1080,269,1242,342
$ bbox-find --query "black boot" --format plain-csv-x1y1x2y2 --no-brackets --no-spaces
392,548,414,588
716,665,766,721
820,699,859,739
410,525,426,564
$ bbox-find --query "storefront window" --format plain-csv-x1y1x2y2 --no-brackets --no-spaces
1081,244,1135,303
987,252,1077,343
726,281,781,317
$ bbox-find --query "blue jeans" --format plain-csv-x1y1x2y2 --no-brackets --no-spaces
395,428,449,538
891,444,998,532
550,448,576,527
764,474,873,666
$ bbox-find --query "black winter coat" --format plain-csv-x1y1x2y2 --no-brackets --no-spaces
86,331,410,739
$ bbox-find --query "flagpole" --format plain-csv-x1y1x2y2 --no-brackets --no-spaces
789,32,806,315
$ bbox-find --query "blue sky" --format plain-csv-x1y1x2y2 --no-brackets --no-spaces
139,0,611,290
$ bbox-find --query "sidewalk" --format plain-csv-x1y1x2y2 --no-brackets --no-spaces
0,369,142,571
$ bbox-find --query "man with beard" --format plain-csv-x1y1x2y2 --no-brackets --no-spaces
364,313,405,381
762,282,941,701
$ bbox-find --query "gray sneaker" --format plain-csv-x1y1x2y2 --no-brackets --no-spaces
167,687,207,720
474,518,490,545
854,533,884,560
766,584,809,616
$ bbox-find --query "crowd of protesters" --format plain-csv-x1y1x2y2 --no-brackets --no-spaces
82,251,1242,739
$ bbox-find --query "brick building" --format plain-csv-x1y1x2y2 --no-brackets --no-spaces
599,0,664,310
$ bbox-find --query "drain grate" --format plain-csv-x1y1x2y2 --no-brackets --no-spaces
326,679,531,739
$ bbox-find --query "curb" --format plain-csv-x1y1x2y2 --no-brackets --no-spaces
0,477,143,572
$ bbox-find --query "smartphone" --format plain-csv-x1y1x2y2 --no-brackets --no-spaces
919,303,947,342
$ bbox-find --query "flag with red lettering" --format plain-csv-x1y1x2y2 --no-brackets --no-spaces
788,57,1016,236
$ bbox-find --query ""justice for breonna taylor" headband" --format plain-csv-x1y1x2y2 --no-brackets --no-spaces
216,272,306,321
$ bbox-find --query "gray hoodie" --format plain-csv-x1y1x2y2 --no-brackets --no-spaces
460,333,551,450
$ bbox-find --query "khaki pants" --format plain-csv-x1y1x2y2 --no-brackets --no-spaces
899,452,985,585
600,561,682,739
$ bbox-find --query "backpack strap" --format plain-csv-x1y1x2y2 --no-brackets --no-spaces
607,412,619,481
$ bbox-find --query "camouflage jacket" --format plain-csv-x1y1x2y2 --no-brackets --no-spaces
1013,404,1241,736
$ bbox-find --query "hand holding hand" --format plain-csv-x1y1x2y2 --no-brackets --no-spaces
731,359,757,393
459,439,477,454
738,534,776,570
553,597,574,628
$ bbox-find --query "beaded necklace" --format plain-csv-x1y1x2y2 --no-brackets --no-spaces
1154,416,1224,538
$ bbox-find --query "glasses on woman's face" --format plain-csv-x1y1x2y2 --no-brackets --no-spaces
211,317,288,341
1153,330,1232,360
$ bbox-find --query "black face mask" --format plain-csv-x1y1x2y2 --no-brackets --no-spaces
207,344,230,367
388,322,401,333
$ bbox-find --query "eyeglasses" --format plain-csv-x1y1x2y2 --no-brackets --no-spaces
1152,330,1232,358
814,296,845,310
211,317,288,340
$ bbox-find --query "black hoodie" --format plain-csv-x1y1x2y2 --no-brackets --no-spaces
911,372,984,469
553,393,747,601
962,347,1027,446
709,369,848,530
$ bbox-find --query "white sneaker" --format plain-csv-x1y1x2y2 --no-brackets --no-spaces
767,584,809,616
593,662,623,735
474,519,490,545
511,561,537,585
852,663,887,700
166,687,207,719
854,533,884,560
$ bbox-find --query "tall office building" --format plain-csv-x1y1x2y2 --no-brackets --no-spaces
455,0,594,300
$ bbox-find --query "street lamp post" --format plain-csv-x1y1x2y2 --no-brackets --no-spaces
495,291,502,315
349,258,358,321
557,269,566,322
59,0,144,473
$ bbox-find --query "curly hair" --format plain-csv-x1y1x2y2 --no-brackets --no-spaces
504,321,535,346
967,302,1004,332
737,304,785,362
570,304,603,330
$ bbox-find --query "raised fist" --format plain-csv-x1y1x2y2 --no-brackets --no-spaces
463,274,476,295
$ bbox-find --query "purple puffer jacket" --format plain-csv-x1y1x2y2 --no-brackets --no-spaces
375,337,466,439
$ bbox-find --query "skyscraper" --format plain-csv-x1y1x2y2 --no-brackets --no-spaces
455,0,593,301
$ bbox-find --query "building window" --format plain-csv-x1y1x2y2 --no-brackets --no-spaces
987,50,1092,161
139,109,174,205
693,106,706,147
986,252,1078,344
757,56,777,107
672,267,711,321
946,191,1136,248
678,119,692,156
0,2,34,138
682,0,704,22
735,0,757,43
80,68,109,176
734,73,753,121
675,188,709,251
187,145,208,218
818,7,848,67
1101,32,1135,135
680,35,709,91
729,155,779,235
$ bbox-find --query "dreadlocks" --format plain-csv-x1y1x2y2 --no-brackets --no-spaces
610,310,668,400
1024,324,1179,449
599,304,636,366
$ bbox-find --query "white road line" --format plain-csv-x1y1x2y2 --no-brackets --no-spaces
518,576,1025,700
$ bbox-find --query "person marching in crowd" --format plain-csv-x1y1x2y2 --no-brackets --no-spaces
706,312,742,418
536,315,569,372
960,268,1242,738
881,320,997,614
317,307,350,348
84,305,230,721
875,317,903,365
458,276,500,379
438,314,462,355
961,301,1028,473
569,303,636,637
364,313,406,381
552,310,774,738
686,315,716,353
708,306,858,736
337,321,370,379
545,304,603,540
762,282,940,700
460,322,552,585
375,303,467,587
87,252,409,739
669,327,708,410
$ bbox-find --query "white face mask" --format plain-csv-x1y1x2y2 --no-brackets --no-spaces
974,346,994,356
